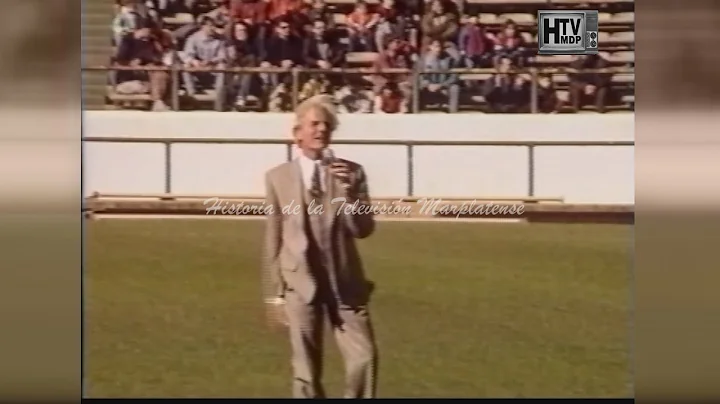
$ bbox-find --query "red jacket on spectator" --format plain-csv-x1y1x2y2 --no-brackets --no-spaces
493,32,524,50
346,8,379,31
458,24,492,57
376,39,413,63
267,0,303,21
374,50,411,70
230,0,269,25
372,41,412,90
378,90,403,113
152,28,174,54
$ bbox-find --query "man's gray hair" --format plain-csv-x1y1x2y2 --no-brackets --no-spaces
294,94,339,131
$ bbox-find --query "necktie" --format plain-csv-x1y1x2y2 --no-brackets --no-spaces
310,162,323,199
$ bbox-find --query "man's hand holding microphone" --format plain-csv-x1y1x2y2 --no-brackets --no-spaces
321,148,356,194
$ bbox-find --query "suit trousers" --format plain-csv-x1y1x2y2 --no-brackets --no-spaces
284,287,378,398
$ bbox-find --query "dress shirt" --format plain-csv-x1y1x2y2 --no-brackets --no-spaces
297,153,327,193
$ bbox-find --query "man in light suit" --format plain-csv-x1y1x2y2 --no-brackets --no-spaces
263,95,378,398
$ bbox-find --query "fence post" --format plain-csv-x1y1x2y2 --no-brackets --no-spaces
170,64,180,111
291,68,300,110
406,143,414,197
527,144,535,197
412,67,420,113
164,141,172,194
215,69,225,111
286,142,293,162
530,68,538,114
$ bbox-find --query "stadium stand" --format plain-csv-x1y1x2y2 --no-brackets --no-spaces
81,0,634,113
83,0,118,109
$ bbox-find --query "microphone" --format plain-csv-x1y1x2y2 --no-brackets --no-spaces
320,148,336,166
321,148,353,190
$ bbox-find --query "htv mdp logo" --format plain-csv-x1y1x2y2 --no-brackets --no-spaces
537,10,599,55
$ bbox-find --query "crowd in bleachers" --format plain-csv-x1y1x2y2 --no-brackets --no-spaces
109,0,634,113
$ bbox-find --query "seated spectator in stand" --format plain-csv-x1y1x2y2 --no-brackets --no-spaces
303,19,346,70
376,0,406,36
151,21,177,66
492,20,526,68
230,0,270,50
114,21,170,111
420,0,458,55
372,36,413,111
227,21,259,107
287,3,316,38
112,0,141,45
266,0,304,23
306,0,334,29
396,0,422,48
417,39,459,113
173,0,232,46
375,4,406,54
336,80,374,113
374,82,407,113
303,19,345,96
377,0,398,21
346,1,380,52
261,19,303,110
458,15,494,68
298,75,331,102
181,16,228,104
536,73,560,113
569,54,611,113
482,56,527,113
203,0,232,27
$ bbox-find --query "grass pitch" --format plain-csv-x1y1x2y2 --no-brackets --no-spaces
84,219,631,398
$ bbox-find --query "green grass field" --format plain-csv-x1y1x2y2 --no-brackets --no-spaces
84,219,631,398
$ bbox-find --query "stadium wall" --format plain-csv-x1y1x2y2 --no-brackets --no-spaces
83,112,634,204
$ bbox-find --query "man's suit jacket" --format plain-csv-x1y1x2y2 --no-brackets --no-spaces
263,158,375,307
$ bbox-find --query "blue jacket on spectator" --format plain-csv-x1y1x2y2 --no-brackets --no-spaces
418,51,458,88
